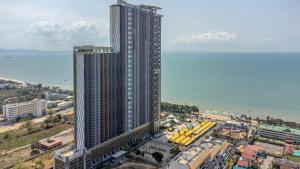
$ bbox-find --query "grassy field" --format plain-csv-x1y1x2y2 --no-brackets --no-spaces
0,88,24,98
24,152,53,169
0,146,32,168
286,154,300,164
0,123,71,151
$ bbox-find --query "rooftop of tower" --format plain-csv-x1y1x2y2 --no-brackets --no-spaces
116,0,162,10
74,45,114,54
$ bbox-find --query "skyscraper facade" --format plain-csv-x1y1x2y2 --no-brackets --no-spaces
73,46,117,150
110,0,162,134
54,1,162,168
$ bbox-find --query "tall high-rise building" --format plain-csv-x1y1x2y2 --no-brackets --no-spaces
54,1,162,168
73,46,117,150
110,0,162,134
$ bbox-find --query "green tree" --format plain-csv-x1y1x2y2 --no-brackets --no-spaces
135,149,141,155
53,114,62,123
37,83,42,89
47,109,55,116
25,121,33,134
27,126,34,134
152,152,164,163
211,129,218,137
170,146,180,155
3,132,10,139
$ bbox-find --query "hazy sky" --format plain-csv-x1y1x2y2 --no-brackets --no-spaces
0,0,299,52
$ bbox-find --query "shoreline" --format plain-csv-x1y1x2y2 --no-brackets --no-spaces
199,109,297,122
0,77,72,90
162,100,300,124
0,77,26,85
1,77,298,124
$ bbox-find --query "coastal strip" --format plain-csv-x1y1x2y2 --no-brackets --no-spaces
0,77,26,85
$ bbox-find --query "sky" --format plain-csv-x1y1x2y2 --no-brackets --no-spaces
0,0,299,52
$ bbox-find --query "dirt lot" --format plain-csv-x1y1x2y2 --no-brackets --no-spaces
254,141,284,157
0,146,33,168
25,152,53,169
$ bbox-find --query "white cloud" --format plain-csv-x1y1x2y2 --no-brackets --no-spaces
26,20,100,39
26,21,64,39
178,31,236,44
23,20,109,49
68,21,97,35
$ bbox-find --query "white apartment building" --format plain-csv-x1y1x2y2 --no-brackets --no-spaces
2,98,47,119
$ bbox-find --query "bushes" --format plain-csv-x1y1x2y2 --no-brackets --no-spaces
152,152,164,163
255,136,285,146
135,149,141,155
170,146,180,155
261,117,300,130
25,122,41,134
3,132,10,139
161,102,199,114
43,114,63,129
286,155,300,163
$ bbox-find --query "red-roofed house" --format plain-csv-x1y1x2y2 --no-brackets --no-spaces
237,160,249,168
241,152,256,161
39,138,62,150
246,145,263,152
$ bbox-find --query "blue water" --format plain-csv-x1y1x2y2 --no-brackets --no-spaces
0,51,72,89
0,51,300,120
293,151,300,157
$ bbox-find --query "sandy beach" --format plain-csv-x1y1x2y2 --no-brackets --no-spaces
0,77,26,85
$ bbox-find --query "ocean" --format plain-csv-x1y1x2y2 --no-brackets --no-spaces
0,50,300,121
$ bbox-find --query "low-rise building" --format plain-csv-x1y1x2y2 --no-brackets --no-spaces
44,92,71,101
39,138,62,150
234,145,264,169
0,83,12,89
47,101,57,109
2,98,47,119
169,139,232,169
273,159,299,169
4,97,19,104
258,124,300,144
224,121,248,130
57,101,73,110
218,121,249,141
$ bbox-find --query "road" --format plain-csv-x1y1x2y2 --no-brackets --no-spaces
53,128,74,144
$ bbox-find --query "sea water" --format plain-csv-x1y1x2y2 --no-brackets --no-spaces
0,50,299,120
